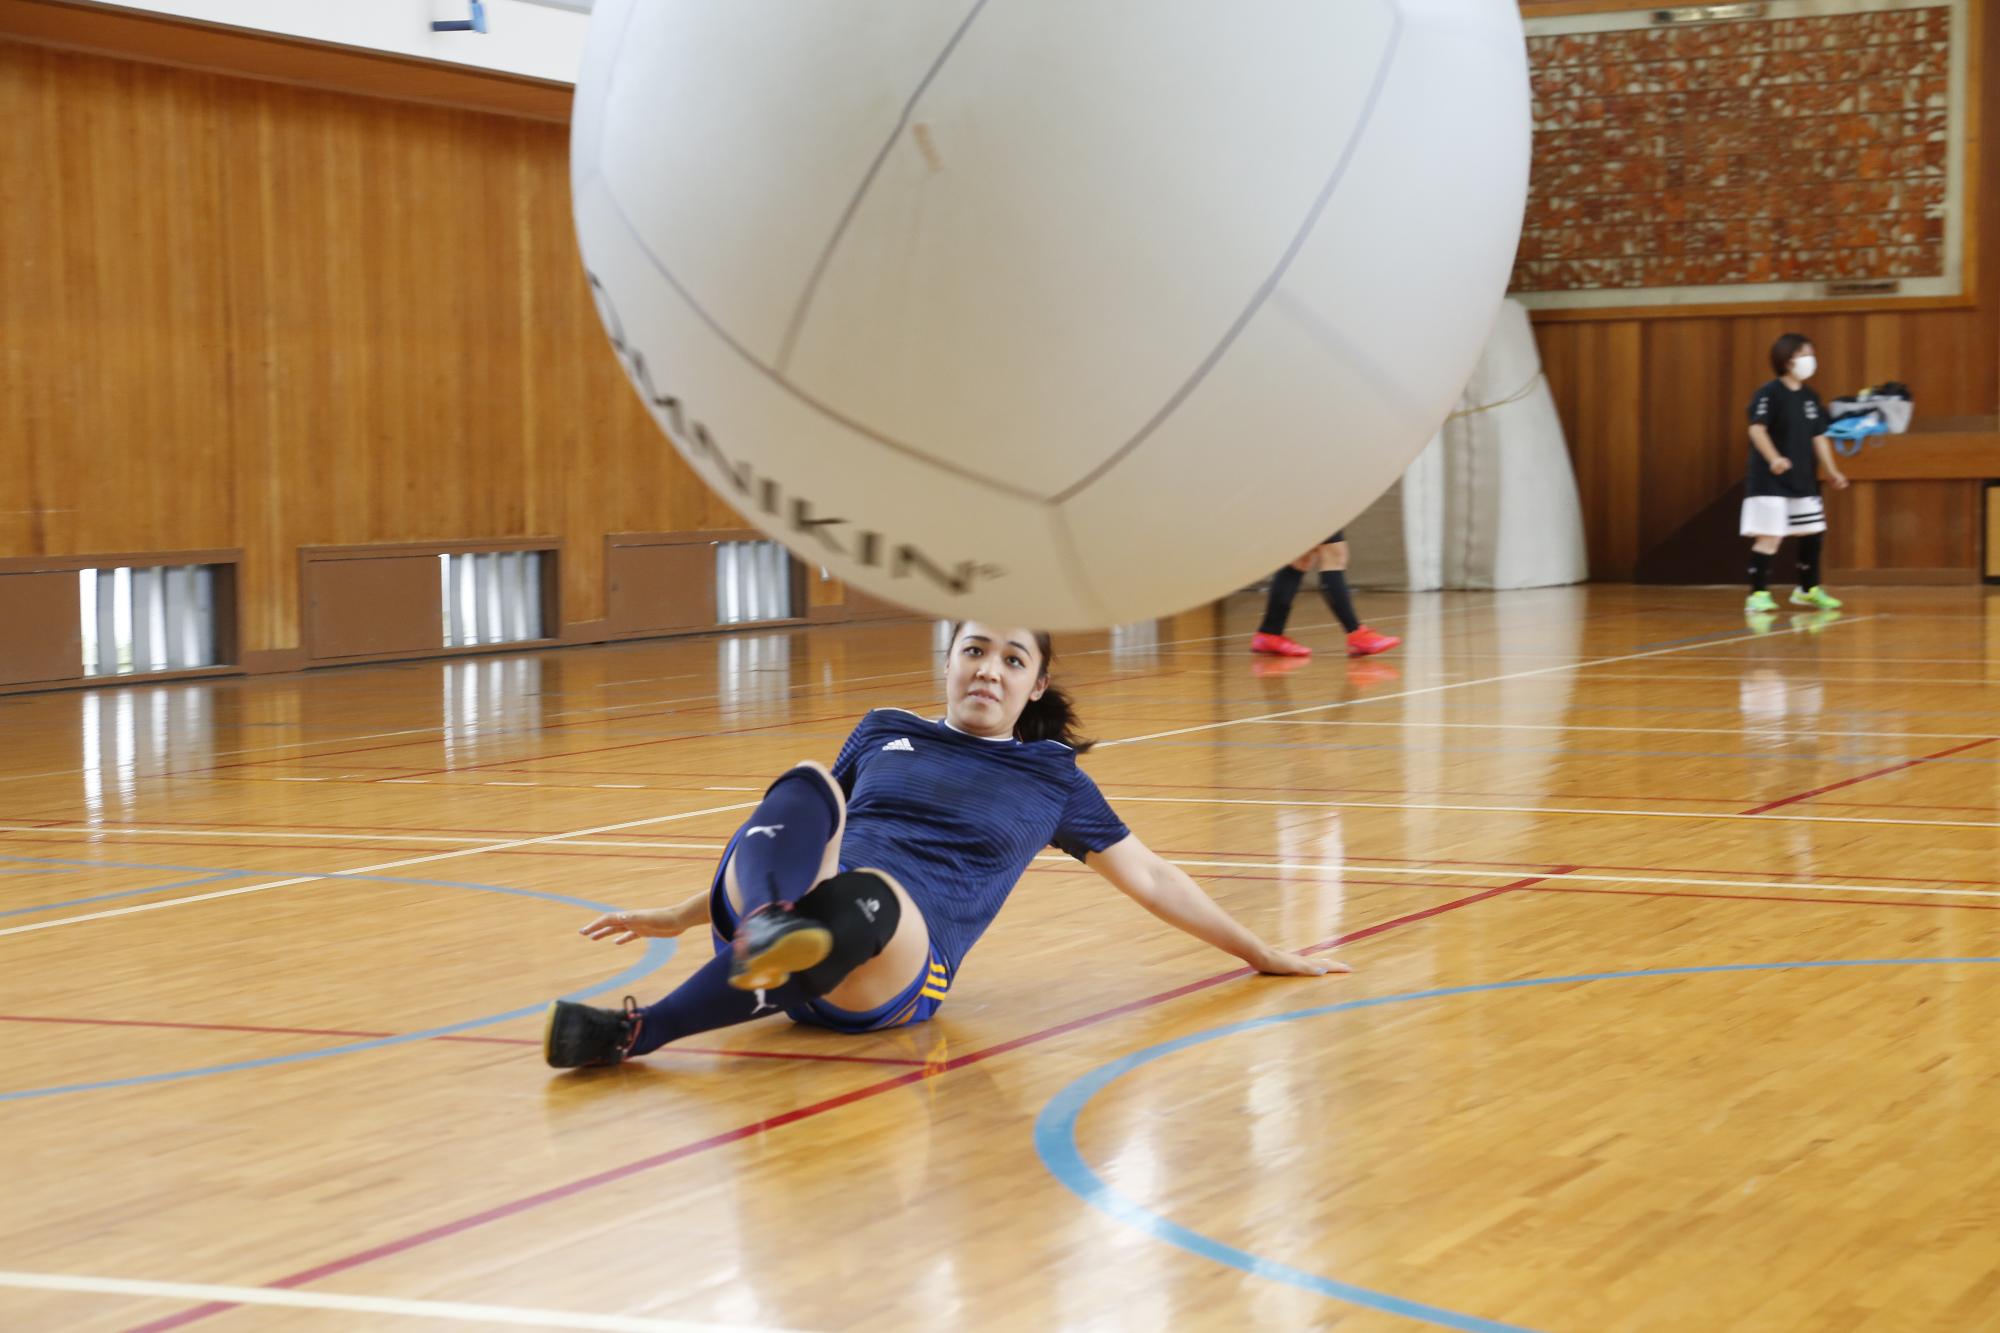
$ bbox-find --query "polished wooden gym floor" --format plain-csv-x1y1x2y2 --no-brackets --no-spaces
2,584,1996,1332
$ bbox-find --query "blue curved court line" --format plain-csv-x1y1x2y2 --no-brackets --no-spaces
0,854,678,1101
1036,957,2000,1332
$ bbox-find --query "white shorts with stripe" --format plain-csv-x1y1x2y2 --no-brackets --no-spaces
1740,495,1826,538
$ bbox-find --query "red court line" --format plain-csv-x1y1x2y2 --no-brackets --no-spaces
0,1015,926,1068
1739,737,1997,815
121,872,1560,1333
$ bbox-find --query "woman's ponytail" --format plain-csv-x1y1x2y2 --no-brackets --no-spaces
1014,676,1093,752
946,624,1094,752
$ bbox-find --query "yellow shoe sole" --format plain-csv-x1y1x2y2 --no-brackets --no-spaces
728,924,833,992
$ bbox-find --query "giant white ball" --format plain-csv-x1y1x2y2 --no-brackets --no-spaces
572,0,1530,629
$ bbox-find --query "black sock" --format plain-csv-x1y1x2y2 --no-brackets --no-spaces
1749,551,1773,592
728,768,838,914
1795,534,1823,591
1317,569,1361,632
629,949,812,1055
1258,567,1304,636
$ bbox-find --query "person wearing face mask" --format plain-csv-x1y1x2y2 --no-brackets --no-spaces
542,621,1343,1068
1742,332,1849,616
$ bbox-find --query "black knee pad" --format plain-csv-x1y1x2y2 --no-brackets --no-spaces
791,871,903,997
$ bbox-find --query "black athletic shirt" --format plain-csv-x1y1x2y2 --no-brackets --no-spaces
1746,379,1830,498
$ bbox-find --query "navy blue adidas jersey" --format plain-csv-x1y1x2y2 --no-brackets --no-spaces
830,709,1130,971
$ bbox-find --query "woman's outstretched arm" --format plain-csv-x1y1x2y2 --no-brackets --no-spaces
576,888,711,945
1084,835,1348,977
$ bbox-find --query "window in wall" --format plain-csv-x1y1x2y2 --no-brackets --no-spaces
78,564,220,677
715,541,794,625
440,551,545,648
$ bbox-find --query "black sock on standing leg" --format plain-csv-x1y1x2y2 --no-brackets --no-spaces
1258,567,1305,637
1749,550,1773,593
1794,534,1823,592
1317,569,1361,633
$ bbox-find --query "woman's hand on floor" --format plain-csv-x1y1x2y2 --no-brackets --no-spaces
1255,948,1352,977
579,906,691,945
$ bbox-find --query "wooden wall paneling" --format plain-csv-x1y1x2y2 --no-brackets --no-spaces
1638,317,1734,553
0,45,45,560
1985,485,2000,579
1971,475,1987,578
602,531,832,639
806,570,847,616
1871,479,1981,571
1858,311,1908,392
0,572,83,687
305,554,444,660
606,537,719,639
0,0,571,123
0,38,766,659
842,589,917,622
1566,321,1643,577
1,30,929,691
1838,481,1879,571
1532,320,1584,540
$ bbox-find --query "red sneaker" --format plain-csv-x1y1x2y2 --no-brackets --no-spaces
1250,631,1312,658
1346,626,1400,657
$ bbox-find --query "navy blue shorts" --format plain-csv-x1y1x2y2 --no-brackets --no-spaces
706,827,949,1033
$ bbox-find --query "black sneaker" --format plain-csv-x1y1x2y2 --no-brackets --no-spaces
729,902,832,992
543,996,639,1068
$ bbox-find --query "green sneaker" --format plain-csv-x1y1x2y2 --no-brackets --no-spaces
1745,589,1779,613
1790,586,1842,610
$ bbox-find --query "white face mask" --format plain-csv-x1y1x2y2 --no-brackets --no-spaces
1791,354,1817,381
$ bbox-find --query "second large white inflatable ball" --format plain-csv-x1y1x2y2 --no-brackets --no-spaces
572,0,1531,629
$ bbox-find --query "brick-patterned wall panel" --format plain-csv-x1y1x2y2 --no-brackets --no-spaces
1515,3,1958,303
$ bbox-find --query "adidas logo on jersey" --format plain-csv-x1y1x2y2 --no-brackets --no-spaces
881,738,915,752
